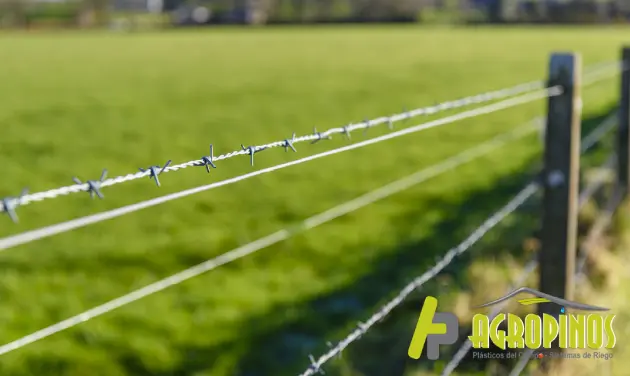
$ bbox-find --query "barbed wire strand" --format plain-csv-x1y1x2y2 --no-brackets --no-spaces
579,113,617,154
0,60,619,360
582,62,625,86
569,186,623,376
576,175,622,283
299,182,540,376
367,109,616,376
575,112,618,211
0,83,545,214
0,83,616,357
0,60,621,215
440,256,539,376
507,159,621,376
317,60,611,376
0,87,560,251
0,118,545,356
509,347,536,376
578,153,616,210
479,61,623,376
444,158,614,376
303,105,617,376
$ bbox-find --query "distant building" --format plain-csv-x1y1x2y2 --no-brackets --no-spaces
164,0,264,25
110,0,156,12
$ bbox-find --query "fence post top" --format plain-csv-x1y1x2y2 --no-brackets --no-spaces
549,53,581,70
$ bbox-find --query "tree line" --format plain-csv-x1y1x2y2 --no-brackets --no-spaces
0,0,627,29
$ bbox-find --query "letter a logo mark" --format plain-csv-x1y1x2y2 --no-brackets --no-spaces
408,296,458,360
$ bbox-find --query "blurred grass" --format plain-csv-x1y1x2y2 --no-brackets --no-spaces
525,195,630,376
0,26,626,376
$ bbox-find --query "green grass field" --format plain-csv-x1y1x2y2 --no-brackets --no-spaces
0,26,626,376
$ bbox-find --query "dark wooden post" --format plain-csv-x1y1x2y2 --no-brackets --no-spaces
618,47,630,198
538,53,581,331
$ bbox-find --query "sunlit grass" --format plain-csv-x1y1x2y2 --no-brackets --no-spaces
0,25,625,376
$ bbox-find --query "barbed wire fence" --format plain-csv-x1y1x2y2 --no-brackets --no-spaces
0,88,560,250
0,51,626,376
506,157,623,376
439,113,618,376
299,53,626,376
0,63,617,249
0,61,619,217
301,90,621,376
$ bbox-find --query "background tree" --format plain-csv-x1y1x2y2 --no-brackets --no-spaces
0,0,29,28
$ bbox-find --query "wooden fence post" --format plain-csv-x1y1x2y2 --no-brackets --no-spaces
538,53,582,331
618,47,630,198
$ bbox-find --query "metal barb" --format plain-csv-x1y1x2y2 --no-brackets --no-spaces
362,118,371,135
283,133,297,152
387,117,394,130
357,321,367,332
342,125,352,140
310,127,332,144
139,160,171,187
326,341,342,359
356,321,368,339
72,169,108,199
1,188,28,223
200,144,217,173
308,355,324,375
160,160,172,173
241,144,263,166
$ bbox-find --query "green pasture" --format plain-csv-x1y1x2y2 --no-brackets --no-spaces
0,26,626,376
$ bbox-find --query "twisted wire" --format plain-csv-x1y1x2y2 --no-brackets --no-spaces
507,160,620,376
576,184,622,284
508,348,535,376
299,183,539,375
0,88,559,251
0,60,620,215
0,59,621,369
304,108,617,376
580,113,617,154
0,80,546,213
0,118,542,356
578,153,616,210
439,110,617,376
440,257,538,376
0,76,615,357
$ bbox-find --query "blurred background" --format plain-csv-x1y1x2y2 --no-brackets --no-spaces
1,0,630,30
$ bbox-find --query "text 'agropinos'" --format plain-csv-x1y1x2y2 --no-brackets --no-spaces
468,313,617,350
